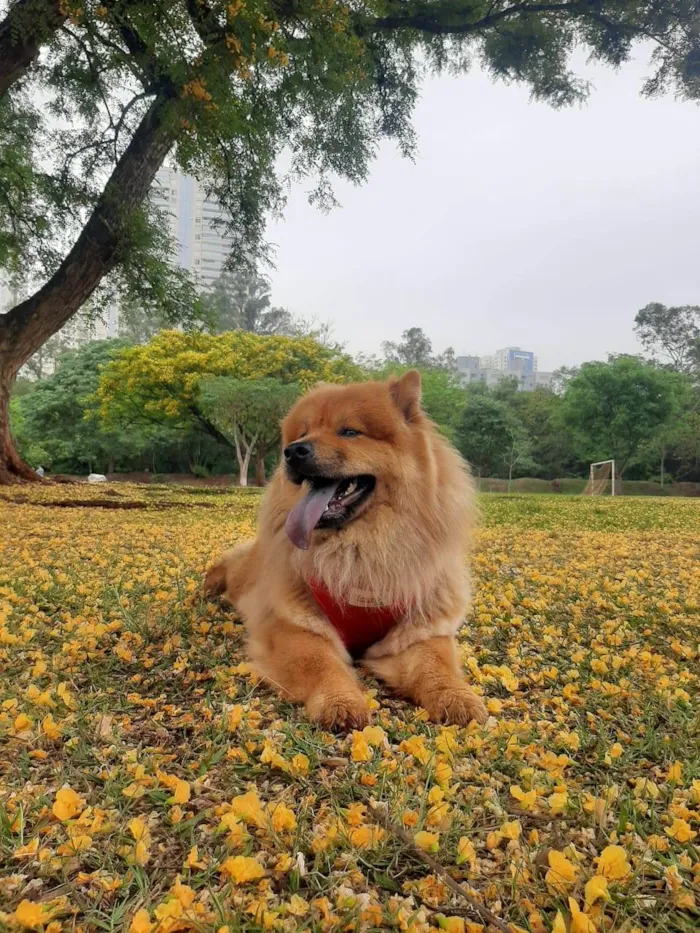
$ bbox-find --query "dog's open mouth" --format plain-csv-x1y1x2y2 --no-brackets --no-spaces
285,475,376,550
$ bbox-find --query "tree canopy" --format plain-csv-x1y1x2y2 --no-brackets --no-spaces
561,355,687,474
97,329,360,453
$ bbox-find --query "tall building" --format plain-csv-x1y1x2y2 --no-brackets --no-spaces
457,347,551,392
481,346,538,373
151,165,234,291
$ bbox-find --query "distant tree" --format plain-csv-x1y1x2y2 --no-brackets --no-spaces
510,388,572,478
551,366,580,396
502,422,535,492
561,356,686,475
634,303,700,373
456,393,528,480
382,328,435,368
491,376,520,402
203,270,294,336
381,327,457,372
199,378,300,485
15,340,134,474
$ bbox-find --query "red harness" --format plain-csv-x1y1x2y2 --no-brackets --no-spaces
308,578,404,658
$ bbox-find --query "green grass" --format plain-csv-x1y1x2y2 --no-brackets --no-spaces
0,488,698,933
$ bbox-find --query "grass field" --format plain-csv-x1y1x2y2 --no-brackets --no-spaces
0,487,698,933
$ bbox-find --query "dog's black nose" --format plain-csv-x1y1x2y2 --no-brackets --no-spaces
284,441,313,463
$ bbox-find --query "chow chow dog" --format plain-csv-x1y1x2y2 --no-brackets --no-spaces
205,370,487,730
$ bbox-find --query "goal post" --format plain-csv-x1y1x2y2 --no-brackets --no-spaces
584,459,617,496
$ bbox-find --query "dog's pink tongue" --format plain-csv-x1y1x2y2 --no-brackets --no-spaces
285,482,340,550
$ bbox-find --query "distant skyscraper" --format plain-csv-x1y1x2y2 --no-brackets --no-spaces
151,165,234,291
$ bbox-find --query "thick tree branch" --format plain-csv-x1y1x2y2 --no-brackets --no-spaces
365,0,645,39
0,0,66,97
1,91,179,372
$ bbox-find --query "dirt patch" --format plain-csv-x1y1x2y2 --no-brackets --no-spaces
3,496,217,510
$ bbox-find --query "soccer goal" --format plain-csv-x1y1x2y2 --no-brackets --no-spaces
583,459,618,496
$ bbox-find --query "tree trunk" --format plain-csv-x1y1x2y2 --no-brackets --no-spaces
254,453,266,486
0,356,37,483
660,446,665,486
0,91,177,483
239,448,252,487
0,0,66,98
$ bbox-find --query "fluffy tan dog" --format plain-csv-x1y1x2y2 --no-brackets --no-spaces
205,370,487,730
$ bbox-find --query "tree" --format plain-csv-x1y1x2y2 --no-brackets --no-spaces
199,377,300,485
502,422,535,492
14,339,135,473
560,355,686,476
202,269,293,336
551,365,580,396
1,2,700,481
634,303,700,374
509,387,573,478
97,330,360,479
382,328,436,368
455,392,528,480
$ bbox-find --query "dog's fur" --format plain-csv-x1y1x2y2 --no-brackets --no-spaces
205,370,487,730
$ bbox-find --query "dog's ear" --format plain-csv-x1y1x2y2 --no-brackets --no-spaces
388,370,422,422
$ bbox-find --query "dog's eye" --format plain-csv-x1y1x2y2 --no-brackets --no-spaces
339,428,361,438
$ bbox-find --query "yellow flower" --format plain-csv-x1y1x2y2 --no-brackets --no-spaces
170,779,191,805
510,785,537,810
220,855,265,884
185,845,207,869
400,735,431,764
267,802,296,833
414,831,440,853
41,714,62,740
52,785,83,821
362,725,386,746
128,817,149,841
568,898,597,933
596,845,631,880
548,791,568,815
13,901,44,928
230,790,266,827
350,731,373,762
499,819,521,841
226,705,243,730
349,825,385,848
552,911,567,933
665,818,697,843
437,918,465,933
129,909,153,933
286,894,310,916
290,753,309,775
666,761,683,783
584,875,609,909
456,836,476,866
545,850,580,894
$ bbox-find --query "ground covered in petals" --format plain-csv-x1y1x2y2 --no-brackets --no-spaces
1,487,699,933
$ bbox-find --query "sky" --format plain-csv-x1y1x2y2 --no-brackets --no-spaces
268,48,700,372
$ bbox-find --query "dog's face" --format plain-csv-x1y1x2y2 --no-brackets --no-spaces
281,371,422,549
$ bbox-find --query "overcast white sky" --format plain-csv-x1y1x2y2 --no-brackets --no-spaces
269,48,700,372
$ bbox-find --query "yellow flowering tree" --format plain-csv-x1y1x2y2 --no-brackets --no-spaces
97,330,360,482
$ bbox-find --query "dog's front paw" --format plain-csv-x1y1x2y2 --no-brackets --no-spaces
424,684,488,726
306,690,369,732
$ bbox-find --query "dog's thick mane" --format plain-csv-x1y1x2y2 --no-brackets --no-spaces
294,418,476,617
